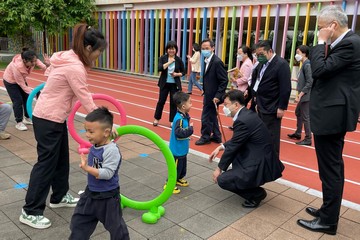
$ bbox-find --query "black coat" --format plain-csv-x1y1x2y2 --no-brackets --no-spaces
158,54,185,91
218,108,284,188
202,54,228,105
249,55,291,114
310,31,360,135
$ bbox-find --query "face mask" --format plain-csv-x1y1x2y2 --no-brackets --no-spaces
295,54,302,62
202,50,212,58
257,55,268,64
237,54,243,62
222,106,232,117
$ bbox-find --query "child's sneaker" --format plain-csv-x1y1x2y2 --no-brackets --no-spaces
176,178,189,187
19,209,51,229
22,117,33,125
163,184,181,194
49,193,79,208
15,122,28,131
0,131,11,140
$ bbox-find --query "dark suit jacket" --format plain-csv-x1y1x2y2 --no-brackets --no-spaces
218,108,284,188
310,31,360,135
202,54,228,105
296,59,313,102
158,54,185,91
250,55,291,114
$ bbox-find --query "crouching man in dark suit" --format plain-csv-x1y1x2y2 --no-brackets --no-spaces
209,90,284,208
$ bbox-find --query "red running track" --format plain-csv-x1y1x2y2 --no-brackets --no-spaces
1,69,359,204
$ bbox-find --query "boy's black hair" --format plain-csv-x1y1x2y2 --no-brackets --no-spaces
173,91,190,108
85,106,113,129
224,90,245,106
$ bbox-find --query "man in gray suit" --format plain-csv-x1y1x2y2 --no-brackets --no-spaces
287,45,313,146
297,5,360,235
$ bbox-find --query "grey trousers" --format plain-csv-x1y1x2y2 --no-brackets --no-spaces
0,103,12,131
295,101,311,140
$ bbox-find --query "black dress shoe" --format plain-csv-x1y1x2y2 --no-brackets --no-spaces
287,133,301,140
297,218,337,235
242,191,267,208
296,139,312,146
195,139,211,145
305,207,320,217
210,137,222,143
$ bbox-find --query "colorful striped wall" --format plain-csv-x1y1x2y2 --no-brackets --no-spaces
33,0,360,77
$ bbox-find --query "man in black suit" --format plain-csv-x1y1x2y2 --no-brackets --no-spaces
297,6,360,235
250,40,291,158
195,39,228,145
209,90,284,208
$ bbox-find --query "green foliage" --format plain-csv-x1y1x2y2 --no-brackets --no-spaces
0,0,97,36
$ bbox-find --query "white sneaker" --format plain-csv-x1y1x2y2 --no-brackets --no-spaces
22,117,33,125
49,193,79,208
19,209,51,229
15,122,28,131
0,131,11,140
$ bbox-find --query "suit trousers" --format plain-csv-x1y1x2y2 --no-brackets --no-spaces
23,116,70,215
258,111,281,158
3,80,30,123
295,101,311,140
217,169,266,201
69,192,129,240
314,133,346,225
154,83,178,122
200,101,221,141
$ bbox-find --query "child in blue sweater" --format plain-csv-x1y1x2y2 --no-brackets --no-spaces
69,107,129,240
169,92,194,194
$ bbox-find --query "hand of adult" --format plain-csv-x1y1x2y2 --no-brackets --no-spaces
277,108,285,119
213,98,220,104
318,23,336,42
209,147,219,163
111,126,118,139
212,167,222,183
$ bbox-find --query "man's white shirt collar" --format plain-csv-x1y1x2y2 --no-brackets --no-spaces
233,106,245,121
331,29,351,49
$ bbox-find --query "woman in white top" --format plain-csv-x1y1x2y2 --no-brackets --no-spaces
186,43,203,95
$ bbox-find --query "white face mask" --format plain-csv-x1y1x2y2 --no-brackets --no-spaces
237,54,243,62
295,54,302,62
222,106,232,117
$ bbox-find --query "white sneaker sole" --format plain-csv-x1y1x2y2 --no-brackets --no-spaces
19,216,51,229
49,202,78,208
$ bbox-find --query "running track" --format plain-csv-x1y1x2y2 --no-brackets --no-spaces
1,69,359,205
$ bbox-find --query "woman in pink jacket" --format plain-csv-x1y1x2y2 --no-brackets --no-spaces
230,46,254,93
19,23,107,230
3,48,50,131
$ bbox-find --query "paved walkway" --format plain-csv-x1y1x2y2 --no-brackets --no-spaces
0,90,359,240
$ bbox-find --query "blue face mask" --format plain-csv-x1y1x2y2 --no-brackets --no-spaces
201,50,212,58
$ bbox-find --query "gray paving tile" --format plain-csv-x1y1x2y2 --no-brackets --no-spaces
178,192,218,211
151,225,203,240
163,200,199,223
0,188,26,206
0,154,24,167
186,163,213,178
186,175,213,191
0,210,10,224
126,215,175,238
0,171,17,191
122,206,144,223
0,163,33,177
121,181,158,199
199,184,234,201
137,172,167,191
203,201,248,225
0,221,27,240
179,212,226,239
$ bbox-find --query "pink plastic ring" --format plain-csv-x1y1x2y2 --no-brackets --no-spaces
68,94,127,153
